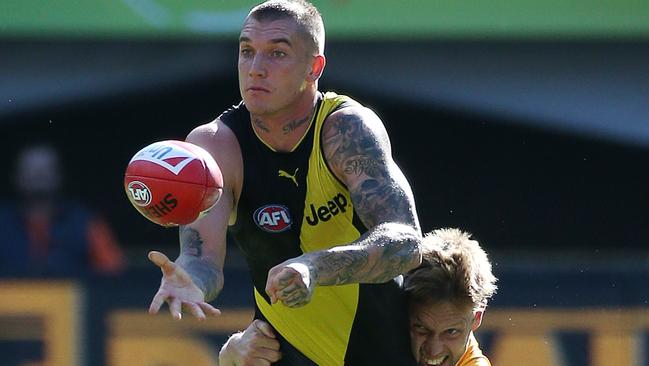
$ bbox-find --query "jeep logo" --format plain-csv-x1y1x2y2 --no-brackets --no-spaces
305,193,348,226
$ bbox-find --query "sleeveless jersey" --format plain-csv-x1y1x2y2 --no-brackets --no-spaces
220,92,415,366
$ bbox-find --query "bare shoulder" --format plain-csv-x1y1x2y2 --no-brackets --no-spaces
186,118,238,148
186,118,243,192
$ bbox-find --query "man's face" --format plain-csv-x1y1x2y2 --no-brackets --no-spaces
409,300,482,366
238,16,314,117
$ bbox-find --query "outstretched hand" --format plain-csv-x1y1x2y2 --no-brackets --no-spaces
148,251,221,320
265,259,316,308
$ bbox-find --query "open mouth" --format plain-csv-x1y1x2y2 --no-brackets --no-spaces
422,354,447,366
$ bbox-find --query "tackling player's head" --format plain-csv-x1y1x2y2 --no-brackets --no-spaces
404,228,497,366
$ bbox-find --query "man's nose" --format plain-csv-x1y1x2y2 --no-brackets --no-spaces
249,54,267,78
424,337,444,357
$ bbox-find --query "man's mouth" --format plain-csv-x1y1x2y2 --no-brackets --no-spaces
422,354,447,366
247,86,270,92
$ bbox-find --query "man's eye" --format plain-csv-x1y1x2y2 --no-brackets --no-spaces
446,329,460,336
412,324,428,334
271,50,286,57
240,48,252,56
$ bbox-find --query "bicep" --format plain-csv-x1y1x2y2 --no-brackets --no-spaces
322,108,419,231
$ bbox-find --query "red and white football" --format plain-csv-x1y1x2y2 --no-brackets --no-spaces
124,140,223,227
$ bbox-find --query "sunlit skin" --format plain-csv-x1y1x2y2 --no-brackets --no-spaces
409,300,483,366
238,16,325,127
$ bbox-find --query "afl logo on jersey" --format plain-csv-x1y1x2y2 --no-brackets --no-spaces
253,204,292,233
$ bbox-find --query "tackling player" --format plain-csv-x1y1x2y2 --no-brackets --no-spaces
219,228,497,366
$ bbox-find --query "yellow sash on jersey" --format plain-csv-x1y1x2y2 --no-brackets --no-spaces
255,92,362,366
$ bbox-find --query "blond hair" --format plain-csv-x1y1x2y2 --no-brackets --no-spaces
404,228,497,311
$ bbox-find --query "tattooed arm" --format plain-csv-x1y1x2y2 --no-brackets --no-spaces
148,119,243,319
266,106,422,307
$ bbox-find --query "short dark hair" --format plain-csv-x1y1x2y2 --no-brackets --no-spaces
249,0,325,55
404,228,498,311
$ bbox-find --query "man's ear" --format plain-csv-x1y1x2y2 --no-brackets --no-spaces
471,311,484,331
309,55,326,81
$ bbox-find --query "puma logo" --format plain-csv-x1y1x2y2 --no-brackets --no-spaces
278,168,299,187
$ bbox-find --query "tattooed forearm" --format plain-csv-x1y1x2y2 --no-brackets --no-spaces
312,250,368,285
282,115,310,135
182,260,223,301
177,226,223,301
305,223,421,285
180,226,203,257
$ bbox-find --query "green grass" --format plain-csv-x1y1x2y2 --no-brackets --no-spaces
1,0,647,39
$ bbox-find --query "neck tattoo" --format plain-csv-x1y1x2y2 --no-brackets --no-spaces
253,117,270,133
282,115,311,135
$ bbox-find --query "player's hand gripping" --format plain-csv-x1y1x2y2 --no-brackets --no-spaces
148,251,221,320
219,319,282,366
265,258,317,308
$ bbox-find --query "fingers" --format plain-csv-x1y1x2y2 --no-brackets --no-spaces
266,281,279,304
169,297,182,320
149,291,166,314
148,251,176,277
252,319,276,339
186,302,206,321
221,320,281,366
276,284,304,306
184,302,221,320
277,283,302,298
268,291,278,304
253,348,282,364
150,300,220,320
247,321,282,362
265,267,300,304
265,267,280,304
198,302,222,317
282,293,308,308
267,268,310,307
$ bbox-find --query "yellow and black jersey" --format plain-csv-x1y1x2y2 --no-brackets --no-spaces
220,92,415,366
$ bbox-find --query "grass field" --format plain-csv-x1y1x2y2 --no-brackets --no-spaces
1,0,648,39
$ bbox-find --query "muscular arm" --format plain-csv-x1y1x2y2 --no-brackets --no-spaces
175,225,224,301
267,106,422,306
178,121,242,301
149,120,242,316
301,222,420,286
310,106,421,284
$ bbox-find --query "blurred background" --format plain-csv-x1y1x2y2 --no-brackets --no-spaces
0,0,648,365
